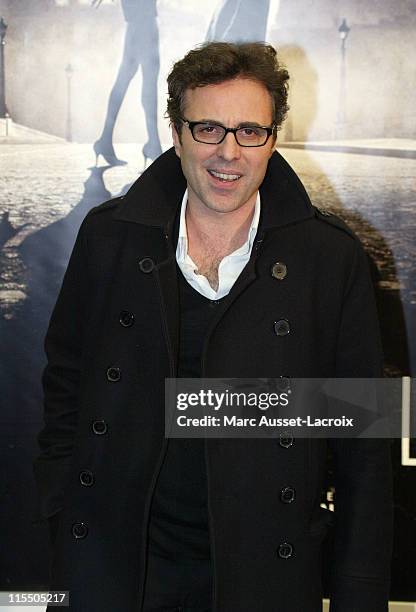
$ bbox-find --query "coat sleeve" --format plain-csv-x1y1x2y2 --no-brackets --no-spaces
33,215,91,521
328,239,394,612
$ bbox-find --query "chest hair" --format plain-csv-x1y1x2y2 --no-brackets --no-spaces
193,251,223,291
190,233,244,291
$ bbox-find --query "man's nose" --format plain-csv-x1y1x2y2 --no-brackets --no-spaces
217,132,241,160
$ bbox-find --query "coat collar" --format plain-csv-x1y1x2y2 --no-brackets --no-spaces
113,147,314,231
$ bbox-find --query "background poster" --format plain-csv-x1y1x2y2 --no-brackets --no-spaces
0,0,415,603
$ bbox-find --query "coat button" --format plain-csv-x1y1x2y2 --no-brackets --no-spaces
138,257,155,273
280,486,296,503
279,432,294,448
92,419,108,435
268,376,291,394
276,376,291,392
271,262,287,280
79,470,94,487
277,542,294,559
119,310,135,327
106,366,121,382
72,522,88,539
274,319,290,336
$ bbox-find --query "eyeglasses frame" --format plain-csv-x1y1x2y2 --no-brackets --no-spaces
180,117,277,148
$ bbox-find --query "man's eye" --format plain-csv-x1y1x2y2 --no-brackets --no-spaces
241,127,260,136
199,125,221,134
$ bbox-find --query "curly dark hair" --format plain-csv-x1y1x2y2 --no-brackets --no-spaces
166,41,289,135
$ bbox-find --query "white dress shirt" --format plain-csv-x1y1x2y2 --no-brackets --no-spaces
176,189,261,300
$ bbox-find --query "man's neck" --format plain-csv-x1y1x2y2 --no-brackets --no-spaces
184,193,258,291
185,195,257,256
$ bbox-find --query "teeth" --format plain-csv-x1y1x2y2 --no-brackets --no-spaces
209,170,241,181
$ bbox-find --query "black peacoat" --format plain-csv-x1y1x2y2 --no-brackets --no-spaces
34,148,393,612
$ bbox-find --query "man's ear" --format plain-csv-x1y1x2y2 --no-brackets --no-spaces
172,124,181,158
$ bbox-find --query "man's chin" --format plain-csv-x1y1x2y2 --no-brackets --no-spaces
202,189,254,214
204,198,247,214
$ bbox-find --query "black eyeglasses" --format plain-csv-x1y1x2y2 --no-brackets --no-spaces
181,118,276,147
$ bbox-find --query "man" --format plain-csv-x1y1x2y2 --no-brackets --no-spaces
34,42,393,611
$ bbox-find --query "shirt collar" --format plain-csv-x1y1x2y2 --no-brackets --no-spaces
176,189,261,262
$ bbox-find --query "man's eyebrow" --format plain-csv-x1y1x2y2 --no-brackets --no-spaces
192,119,265,128
237,121,266,128
193,118,225,125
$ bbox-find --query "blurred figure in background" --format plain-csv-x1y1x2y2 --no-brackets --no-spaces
206,0,277,42
92,0,162,167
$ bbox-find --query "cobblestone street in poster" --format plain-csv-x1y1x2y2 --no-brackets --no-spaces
1,142,414,321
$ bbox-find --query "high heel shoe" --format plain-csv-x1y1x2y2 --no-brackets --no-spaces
142,141,163,170
93,138,127,167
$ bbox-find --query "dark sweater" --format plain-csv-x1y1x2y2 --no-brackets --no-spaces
148,268,224,560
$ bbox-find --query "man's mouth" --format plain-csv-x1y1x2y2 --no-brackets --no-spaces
208,169,242,182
